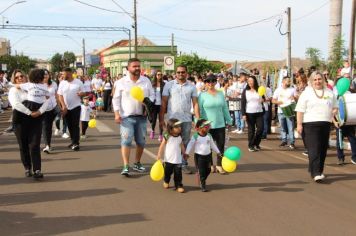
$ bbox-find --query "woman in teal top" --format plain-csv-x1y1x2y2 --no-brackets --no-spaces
198,74,232,174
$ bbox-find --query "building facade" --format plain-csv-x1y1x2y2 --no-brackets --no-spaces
99,37,177,76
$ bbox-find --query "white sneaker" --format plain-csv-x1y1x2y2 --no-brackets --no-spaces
314,175,323,183
237,130,244,134
80,135,87,140
231,129,240,133
54,129,60,136
43,145,51,154
62,133,69,139
320,174,326,180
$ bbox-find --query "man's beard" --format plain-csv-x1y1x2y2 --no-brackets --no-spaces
132,69,140,76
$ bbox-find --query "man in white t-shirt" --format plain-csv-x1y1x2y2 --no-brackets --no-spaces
272,77,297,149
57,68,85,151
112,58,155,176
91,75,103,98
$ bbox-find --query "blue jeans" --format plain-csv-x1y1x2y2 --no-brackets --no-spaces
262,111,269,137
120,116,147,147
278,113,295,144
234,110,244,130
180,121,192,166
336,126,356,161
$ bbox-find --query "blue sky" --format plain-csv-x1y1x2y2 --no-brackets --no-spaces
0,0,353,62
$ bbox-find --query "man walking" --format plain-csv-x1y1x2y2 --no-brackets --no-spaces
112,58,154,176
160,65,200,174
57,68,85,151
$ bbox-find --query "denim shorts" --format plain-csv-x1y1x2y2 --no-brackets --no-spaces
120,116,147,147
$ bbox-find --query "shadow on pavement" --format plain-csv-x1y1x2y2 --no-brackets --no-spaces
317,173,356,184
239,163,306,172
0,211,148,235
0,157,80,164
208,180,307,192
0,188,122,206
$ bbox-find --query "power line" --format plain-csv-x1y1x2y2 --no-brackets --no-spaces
293,1,329,21
72,0,127,15
111,0,133,18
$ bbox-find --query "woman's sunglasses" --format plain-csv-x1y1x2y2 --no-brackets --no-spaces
15,75,24,79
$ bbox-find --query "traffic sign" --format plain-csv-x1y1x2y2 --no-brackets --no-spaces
164,56,174,71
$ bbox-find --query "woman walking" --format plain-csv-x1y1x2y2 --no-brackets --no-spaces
241,76,264,152
150,71,165,142
42,70,59,154
198,74,232,174
102,76,112,112
296,72,338,182
9,69,48,179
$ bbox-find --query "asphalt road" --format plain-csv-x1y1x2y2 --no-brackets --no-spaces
1,112,356,236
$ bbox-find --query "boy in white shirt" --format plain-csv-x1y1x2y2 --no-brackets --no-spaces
80,96,93,139
185,119,222,192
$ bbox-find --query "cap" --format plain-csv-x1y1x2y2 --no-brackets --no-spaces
198,120,212,128
173,121,182,127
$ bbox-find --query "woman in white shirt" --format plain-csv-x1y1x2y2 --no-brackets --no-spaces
102,76,112,112
295,71,338,183
42,70,59,154
9,69,48,179
241,76,264,152
150,71,165,142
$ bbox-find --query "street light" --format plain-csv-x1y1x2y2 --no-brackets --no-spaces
63,34,86,74
0,1,27,15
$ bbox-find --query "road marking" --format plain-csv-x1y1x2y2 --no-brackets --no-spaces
143,148,157,160
96,120,114,132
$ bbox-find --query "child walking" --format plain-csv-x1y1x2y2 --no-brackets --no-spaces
157,118,186,193
185,119,222,192
80,96,93,140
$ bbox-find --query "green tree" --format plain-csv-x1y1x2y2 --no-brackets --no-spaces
63,51,76,68
50,53,63,72
305,47,322,69
0,54,36,74
87,65,100,76
175,53,224,74
327,36,347,78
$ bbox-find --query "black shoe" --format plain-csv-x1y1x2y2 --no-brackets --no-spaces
248,147,257,152
25,169,33,177
4,126,14,133
71,144,80,151
201,181,208,192
67,143,74,149
255,146,261,151
279,142,288,147
33,170,43,179
289,144,296,150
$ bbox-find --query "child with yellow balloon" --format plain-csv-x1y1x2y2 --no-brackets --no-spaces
155,118,186,193
185,119,222,192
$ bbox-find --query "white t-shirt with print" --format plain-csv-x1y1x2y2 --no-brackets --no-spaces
20,82,49,104
80,104,92,121
57,79,84,110
164,135,183,164
295,87,337,123
185,133,220,156
273,87,297,113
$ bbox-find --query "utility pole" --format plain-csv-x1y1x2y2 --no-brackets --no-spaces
133,0,138,58
171,33,174,55
328,0,343,60
349,0,355,78
287,7,292,77
82,38,86,75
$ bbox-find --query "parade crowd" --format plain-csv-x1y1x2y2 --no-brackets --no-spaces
0,58,355,192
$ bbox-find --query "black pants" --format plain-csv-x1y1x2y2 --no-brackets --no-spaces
164,162,183,188
209,127,225,166
14,113,43,172
246,112,264,148
194,153,212,184
81,121,89,135
303,122,330,177
103,89,112,112
42,108,58,146
150,105,163,134
64,106,81,146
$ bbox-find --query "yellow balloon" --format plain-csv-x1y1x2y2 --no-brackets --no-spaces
258,86,266,96
222,156,237,173
88,119,96,128
150,160,164,181
130,86,144,102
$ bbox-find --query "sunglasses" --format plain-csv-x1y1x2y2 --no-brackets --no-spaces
15,75,24,79
176,71,186,74
205,79,217,83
